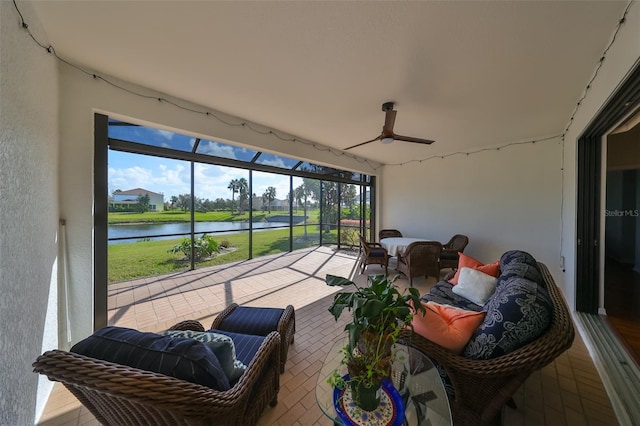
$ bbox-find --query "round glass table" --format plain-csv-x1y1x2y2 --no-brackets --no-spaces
316,339,452,425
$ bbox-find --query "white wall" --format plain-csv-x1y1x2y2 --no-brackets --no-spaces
380,138,563,270
561,4,640,311
0,1,59,423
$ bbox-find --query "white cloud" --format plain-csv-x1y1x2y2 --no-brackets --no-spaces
259,158,288,168
108,163,190,198
150,129,173,140
110,154,298,202
193,164,249,200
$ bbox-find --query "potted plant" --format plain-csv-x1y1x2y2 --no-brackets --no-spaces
325,273,425,411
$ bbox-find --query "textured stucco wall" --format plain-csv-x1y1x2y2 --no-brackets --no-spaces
0,1,59,424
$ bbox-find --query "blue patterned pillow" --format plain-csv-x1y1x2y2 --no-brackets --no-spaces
71,326,230,390
498,250,543,287
162,330,247,383
463,276,552,359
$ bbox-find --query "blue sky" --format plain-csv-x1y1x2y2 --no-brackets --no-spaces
107,122,308,202
108,150,302,201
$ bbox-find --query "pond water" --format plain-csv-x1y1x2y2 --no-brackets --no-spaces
108,221,290,244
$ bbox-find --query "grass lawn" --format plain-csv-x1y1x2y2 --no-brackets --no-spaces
107,225,354,283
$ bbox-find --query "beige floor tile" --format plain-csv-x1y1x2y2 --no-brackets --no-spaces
37,247,619,426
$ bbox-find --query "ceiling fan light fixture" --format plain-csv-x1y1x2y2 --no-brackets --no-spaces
381,136,394,144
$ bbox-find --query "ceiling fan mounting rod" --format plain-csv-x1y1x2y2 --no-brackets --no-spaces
382,101,395,112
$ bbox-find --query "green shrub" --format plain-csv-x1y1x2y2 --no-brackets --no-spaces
340,227,359,248
168,234,220,261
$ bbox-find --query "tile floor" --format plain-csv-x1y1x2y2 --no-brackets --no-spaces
37,246,620,425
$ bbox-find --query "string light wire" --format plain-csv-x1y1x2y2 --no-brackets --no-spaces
387,134,562,167
11,0,634,171
388,0,633,167
561,0,634,141
10,0,381,170
11,0,634,271
557,0,633,266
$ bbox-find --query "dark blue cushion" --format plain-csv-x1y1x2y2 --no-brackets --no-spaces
210,330,266,367
421,281,484,312
218,306,284,337
498,250,543,287
463,275,552,359
71,326,230,391
369,248,387,258
440,251,458,261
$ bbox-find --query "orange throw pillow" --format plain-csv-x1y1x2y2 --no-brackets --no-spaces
411,301,486,354
450,253,500,285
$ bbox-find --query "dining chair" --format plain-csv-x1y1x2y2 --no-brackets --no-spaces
440,234,469,270
378,229,403,240
396,241,443,285
358,234,389,274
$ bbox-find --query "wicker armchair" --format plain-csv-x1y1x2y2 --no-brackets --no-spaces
379,228,403,240
399,263,574,425
33,321,281,426
358,233,389,273
396,241,442,285
439,234,469,270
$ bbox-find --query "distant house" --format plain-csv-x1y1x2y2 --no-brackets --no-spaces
111,188,164,212
251,196,289,211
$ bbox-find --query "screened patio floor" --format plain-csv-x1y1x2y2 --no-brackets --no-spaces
38,246,619,425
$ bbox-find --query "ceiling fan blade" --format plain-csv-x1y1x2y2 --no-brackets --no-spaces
383,109,397,134
344,135,381,150
393,134,435,145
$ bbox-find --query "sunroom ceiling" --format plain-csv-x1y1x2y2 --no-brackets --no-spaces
29,1,627,166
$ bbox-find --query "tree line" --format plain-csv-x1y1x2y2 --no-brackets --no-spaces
112,177,361,218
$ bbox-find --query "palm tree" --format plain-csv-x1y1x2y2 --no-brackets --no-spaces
237,177,249,214
228,179,240,212
293,185,303,213
294,183,310,238
262,186,276,214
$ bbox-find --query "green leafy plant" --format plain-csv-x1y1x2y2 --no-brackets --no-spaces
168,234,220,261
325,274,425,390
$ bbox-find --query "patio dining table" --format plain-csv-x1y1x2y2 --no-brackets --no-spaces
380,237,430,257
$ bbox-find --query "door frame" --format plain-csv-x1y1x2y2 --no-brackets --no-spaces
577,61,640,313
